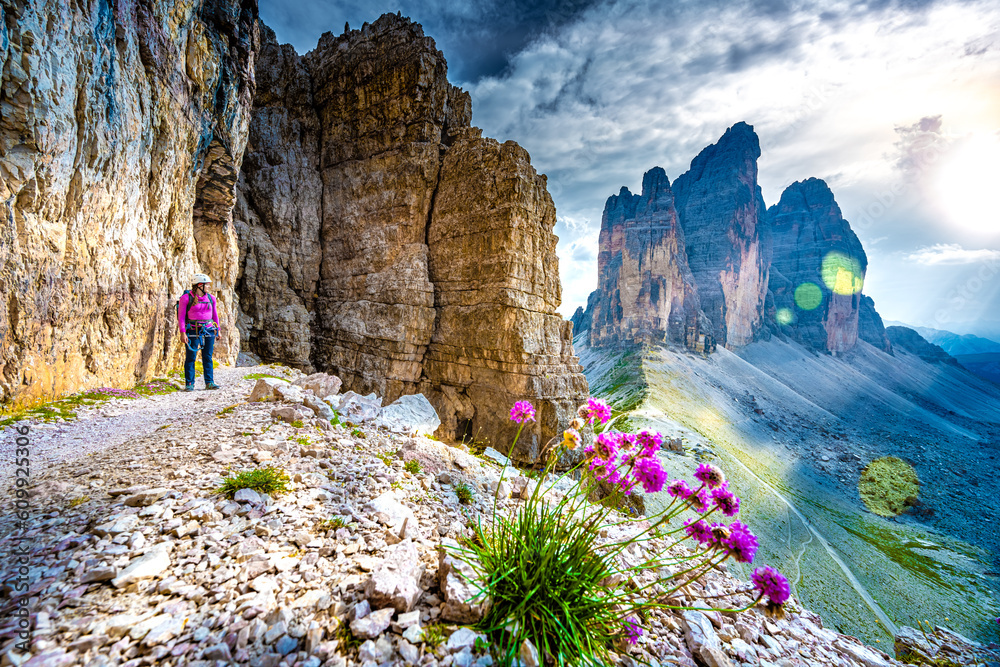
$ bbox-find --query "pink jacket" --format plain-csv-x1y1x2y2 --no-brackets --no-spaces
178,292,219,332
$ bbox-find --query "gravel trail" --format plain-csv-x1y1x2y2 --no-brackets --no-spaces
0,365,276,484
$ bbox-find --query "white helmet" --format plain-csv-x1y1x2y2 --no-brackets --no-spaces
192,273,212,285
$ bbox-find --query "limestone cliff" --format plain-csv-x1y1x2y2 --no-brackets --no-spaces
235,16,588,459
586,168,706,349
0,0,258,403
767,179,868,353
673,122,771,348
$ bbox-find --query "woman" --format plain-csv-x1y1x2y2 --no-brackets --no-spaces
179,273,221,391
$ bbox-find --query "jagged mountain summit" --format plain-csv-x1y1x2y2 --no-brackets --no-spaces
579,123,892,356
234,15,588,458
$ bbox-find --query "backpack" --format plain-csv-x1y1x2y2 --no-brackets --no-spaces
175,290,215,325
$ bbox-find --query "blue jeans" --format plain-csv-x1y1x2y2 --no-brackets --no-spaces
184,325,216,387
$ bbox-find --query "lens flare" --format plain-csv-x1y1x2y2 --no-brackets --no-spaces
794,283,823,310
776,308,795,325
821,252,864,295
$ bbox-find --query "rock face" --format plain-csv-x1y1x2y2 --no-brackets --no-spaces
767,179,868,353
858,296,893,354
586,168,707,349
584,123,769,351
886,327,958,365
673,122,771,348
0,0,259,403
235,15,587,457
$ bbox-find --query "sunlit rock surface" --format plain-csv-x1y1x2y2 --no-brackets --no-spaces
235,15,587,457
767,178,869,353
586,168,707,349
0,0,259,403
673,122,772,348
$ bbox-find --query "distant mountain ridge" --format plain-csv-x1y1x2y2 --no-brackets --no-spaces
885,321,1000,384
884,321,1000,356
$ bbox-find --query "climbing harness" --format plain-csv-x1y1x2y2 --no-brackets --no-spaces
185,321,217,354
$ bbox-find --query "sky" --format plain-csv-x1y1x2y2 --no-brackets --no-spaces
260,0,1000,339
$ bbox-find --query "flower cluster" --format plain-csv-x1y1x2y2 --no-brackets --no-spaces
578,397,612,425
623,617,642,645
509,401,536,424
583,430,668,494
91,387,141,400
752,566,791,605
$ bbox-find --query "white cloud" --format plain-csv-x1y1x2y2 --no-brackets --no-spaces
906,244,1000,265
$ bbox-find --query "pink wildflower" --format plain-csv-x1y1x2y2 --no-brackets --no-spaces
509,401,536,424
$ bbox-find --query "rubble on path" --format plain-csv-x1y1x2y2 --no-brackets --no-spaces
0,366,919,667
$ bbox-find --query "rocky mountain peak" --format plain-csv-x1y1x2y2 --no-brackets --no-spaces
235,13,586,460
768,178,870,353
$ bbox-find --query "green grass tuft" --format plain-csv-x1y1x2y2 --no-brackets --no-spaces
243,372,286,380
404,459,422,475
455,482,474,505
217,466,291,498
464,490,622,666
291,420,305,428
422,623,447,650
318,516,348,532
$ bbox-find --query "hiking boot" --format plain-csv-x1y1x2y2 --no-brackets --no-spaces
205,382,221,390
184,385,195,392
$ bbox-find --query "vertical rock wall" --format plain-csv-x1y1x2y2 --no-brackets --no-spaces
235,15,588,457
767,179,868,353
0,0,258,404
673,122,771,348
586,168,705,349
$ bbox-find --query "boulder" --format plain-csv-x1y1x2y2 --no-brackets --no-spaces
293,373,342,398
249,377,291,402
338,391,382,424
302,394,336,421
363,540,425,612
438,539,490,623
682,610,734,667
374,394,441,436
271,407,306,424
112,544,171,589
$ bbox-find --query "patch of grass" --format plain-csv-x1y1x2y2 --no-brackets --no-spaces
375,451,396,466
291,420,305,428
66,496,90,508
455,482,474,505
216,404,239,418
217,466,291,498
334,620,361,655
292,435,311,447
318,517,347,532
243,372,285,380
134,379,178,396
390,481,403,490
464,485,621,667
422,623,447,650
404,459,422,475
350,427,365,438
330,411,345,428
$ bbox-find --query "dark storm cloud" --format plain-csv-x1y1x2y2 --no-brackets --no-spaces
259,0,604,83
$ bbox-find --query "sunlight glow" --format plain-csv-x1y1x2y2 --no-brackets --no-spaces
934,135,1000,236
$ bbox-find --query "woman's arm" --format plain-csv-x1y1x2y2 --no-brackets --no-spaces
211,294,219,329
